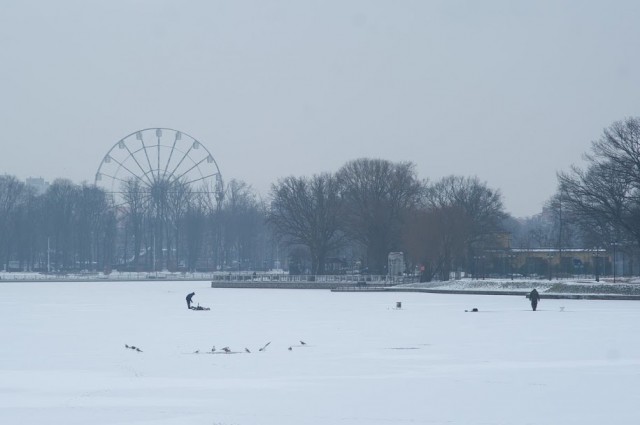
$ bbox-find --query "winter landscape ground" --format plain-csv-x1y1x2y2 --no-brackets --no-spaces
2,280,640,425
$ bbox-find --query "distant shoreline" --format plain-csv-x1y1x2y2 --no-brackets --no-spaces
3,273,640,300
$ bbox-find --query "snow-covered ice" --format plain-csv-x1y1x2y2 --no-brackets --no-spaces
2,281,640,424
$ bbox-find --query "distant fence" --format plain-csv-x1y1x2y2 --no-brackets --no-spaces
211,273,419,290
211,273,419,285
0,272,219,282
0,272,420,285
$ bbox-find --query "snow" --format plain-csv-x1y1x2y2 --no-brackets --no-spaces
2,281,640,424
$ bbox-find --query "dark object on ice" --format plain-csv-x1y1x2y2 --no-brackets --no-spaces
259,341,271,352
528,289,541,311
194,350,199,354
300,340,306,345
192,304,210,311
222,346,231,353
464,308,478,312
186,292,195,309
396,301,402,309
288,346,292,351
125,344,142,352
211,346,216,353
245,348,251,353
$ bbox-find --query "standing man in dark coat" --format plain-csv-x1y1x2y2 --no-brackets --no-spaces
529,288,541,311
186,292,195,309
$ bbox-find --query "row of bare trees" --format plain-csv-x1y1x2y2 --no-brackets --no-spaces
0,177,115,272
268,158,507,280
0,174,272,273
116,177,270,272
1,157,509,278
554,117,640,272
12,118,637,279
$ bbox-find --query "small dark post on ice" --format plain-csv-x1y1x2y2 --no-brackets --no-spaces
186,292,195,309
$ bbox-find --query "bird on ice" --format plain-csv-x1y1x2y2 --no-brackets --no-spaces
300,340,306,345
288,346,292,351
222,347,231,353
245,348,251,353
211,346,216,353
259,342,271,352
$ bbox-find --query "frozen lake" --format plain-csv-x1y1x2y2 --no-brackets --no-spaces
2,281,639,424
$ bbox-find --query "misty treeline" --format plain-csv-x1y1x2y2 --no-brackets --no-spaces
2,117,640,278
0,177,269,274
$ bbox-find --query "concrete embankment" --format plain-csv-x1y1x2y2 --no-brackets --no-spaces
385,287,640,300
211,281,360,290
198,278,640,300
211,282,640,299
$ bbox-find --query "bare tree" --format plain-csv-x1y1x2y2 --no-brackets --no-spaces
336,158,423,274
560,162,635,239
75,184,111,271
558,118,640,267
424,176,506,274
589,117,640,185
166,180,192,270
403,205,471,281
122,179,148,269
0,176,28,270
268,173,343,275
184,198,207,271
13,186,39,270
44,179,79,271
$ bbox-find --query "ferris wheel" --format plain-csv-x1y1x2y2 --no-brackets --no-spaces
95,128,224,206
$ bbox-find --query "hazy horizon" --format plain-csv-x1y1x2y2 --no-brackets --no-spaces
2,1,640,217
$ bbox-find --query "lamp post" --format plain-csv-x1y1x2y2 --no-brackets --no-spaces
547,252,553,281
153,234,156,273
473,256,478,280
612,242,619,283
472,255,485,280
592,248,600,282
47,237,50,274
509,253,516,281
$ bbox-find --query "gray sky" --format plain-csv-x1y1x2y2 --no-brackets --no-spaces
2,0,639,217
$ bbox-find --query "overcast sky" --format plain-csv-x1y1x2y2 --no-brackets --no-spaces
2,1,639,217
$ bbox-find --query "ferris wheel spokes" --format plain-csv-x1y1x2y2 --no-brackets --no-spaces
107,153,152,187
163,131,181,180
174,155,210,183
138,132,156,185
166,143,196,182
95,128,224,208
183,172,221,187
118,138,156,186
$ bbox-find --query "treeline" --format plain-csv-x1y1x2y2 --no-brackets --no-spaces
0,177,270,274
555,117,640,271
268,159,506,279
1,117,639,278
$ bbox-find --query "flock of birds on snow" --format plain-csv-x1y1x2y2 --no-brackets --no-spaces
124,340,308,354
194,340,308,354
